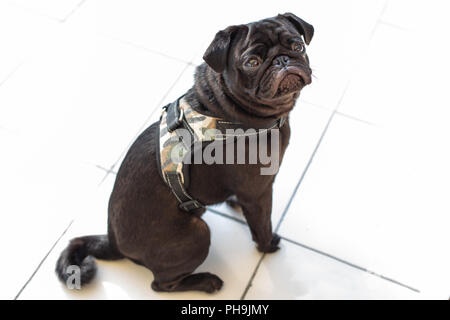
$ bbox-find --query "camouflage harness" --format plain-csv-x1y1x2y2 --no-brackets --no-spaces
157,96,285,212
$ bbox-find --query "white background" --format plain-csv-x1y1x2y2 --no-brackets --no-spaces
0,0,449,299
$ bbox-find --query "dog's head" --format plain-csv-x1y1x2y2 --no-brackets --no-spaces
203,13,314,116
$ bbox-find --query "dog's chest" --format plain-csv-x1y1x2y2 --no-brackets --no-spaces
158,97,290,209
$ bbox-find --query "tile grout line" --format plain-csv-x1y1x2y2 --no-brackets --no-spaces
0,62,24,89
368,0,389,42
106,36,196,66
335,110,380,127
5,0,86,24
333,0,388,116
14,219,75,300
281,236,420,293
205,208,263,300
98,163,117,185
240,253,266,300
59,0,86,23
240,109,338,300
378,19,412,32
95,164,117,175
5,1,62,23
60,0,87,23
207,207,247,225
210,202,421,295
274,109,337,234
301,100,379,127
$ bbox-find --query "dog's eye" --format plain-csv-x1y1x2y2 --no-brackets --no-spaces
292,42,304,53
245,57,261,68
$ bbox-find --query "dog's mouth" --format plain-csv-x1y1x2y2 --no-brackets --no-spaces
274,74,305,98
257,66,311,101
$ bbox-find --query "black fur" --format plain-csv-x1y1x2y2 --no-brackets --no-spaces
55,235,123,285
56,13,313,293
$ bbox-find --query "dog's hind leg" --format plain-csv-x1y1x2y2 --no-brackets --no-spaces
145,215,223,293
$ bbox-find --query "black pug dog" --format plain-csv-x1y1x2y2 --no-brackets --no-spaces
56,13,313,293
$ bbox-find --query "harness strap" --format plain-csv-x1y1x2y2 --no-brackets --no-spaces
159,97,203,212
165,172,203,211
158,97,286,213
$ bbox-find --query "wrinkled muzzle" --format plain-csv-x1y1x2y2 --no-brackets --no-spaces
258,64,311,99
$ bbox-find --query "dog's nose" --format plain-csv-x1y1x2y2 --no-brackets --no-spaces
273,55,290,67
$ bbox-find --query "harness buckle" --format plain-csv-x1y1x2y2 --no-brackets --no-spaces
167,102,184,132
179,199,203,212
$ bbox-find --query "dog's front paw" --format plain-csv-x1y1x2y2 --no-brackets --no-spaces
257,233,281,253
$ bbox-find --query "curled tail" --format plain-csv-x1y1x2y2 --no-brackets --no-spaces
56,235,123,286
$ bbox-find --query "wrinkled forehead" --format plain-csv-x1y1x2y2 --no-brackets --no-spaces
244,18,300,48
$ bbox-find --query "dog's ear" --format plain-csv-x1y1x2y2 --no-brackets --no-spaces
280,12,314,45
203,25,247,73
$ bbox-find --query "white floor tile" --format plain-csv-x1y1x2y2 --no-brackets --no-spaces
7,0,83,21
297,0,385,109
309,23,450,296
338,24,450,126
245,239,425,299
0,2,59,83
278,114,450,297
0,32,188,169
91,0,207,64
18,175,264,299
0,129,106,299
210,102,333,226
381,0,450,31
